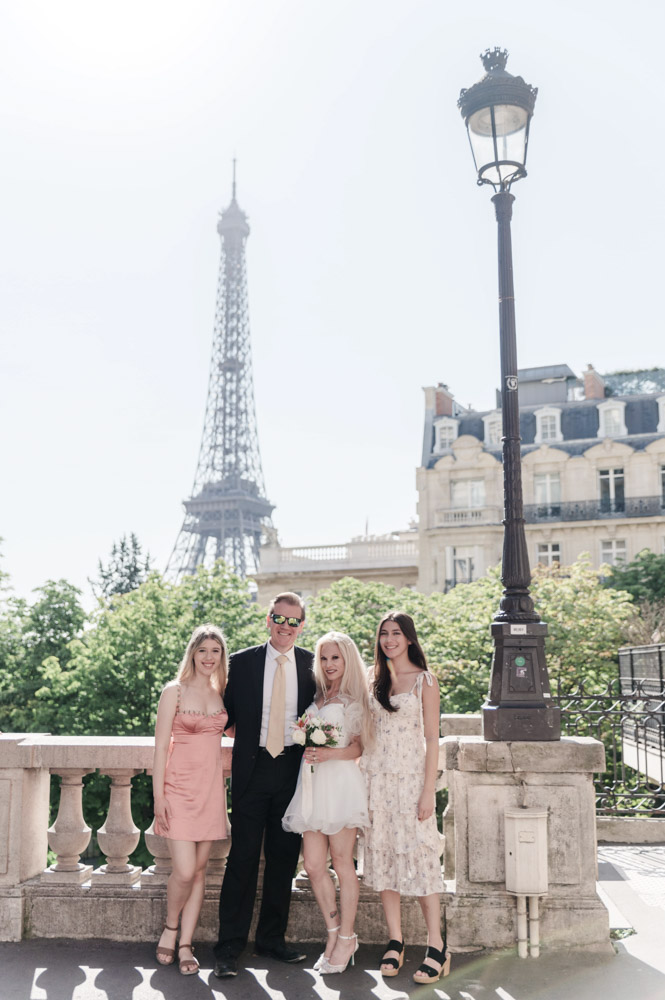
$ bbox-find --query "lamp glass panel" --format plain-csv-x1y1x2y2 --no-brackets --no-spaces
467,103,529,185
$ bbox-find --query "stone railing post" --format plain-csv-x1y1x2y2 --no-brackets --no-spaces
206,832,232,887
443,735,611,953
206,747,233,887
142,818,172,885
91,769,142,886
42,769,95,883
0,735,51,941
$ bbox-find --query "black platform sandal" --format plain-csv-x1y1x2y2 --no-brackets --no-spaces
412,943,451,983
380,938,404,977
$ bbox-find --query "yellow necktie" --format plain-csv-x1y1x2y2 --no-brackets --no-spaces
266,654,288,757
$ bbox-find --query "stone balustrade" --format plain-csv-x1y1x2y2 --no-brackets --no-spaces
0,730,451,944
258,538,419,573
1,720,615,953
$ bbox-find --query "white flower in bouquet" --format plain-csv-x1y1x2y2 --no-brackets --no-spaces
292,728,306,745
310,728,327,745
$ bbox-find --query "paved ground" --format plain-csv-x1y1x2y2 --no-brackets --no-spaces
2,846,665,1000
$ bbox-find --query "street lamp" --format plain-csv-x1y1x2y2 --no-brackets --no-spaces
458,49,560,742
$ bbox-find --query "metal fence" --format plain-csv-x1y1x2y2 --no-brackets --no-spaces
555,644,665,815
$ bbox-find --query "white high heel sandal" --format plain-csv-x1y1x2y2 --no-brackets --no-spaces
313,924,340,971
321,933,358,974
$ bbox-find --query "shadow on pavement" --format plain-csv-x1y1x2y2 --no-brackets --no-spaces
2,939,665,1000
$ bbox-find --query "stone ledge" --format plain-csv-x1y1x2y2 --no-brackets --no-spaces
446,890,612,953
440,714,482,738
14,880,450,945
597,817,665,844
444,736,605,774
0,735,234,773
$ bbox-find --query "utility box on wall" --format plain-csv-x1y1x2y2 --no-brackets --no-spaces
504,807,548,895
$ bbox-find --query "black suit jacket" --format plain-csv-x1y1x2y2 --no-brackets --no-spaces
224,642,316,800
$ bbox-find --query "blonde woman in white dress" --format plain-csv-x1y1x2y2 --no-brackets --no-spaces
282,631,372,974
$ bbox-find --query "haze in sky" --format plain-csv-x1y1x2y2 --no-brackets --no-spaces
1,0,662,601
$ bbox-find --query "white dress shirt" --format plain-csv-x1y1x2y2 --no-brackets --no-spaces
260,642,299,747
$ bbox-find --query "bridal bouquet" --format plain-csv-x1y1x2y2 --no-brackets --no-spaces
291,712,342,771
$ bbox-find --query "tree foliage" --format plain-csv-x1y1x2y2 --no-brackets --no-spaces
604,549,665,604
0,550,640,864
37,563,266,738
0,579,86,732
89,533,153,601
304,556,636,713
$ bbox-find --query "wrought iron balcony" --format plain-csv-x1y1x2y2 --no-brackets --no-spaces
523,495,665,523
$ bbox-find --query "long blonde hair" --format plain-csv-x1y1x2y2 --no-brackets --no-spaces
314,631,373,749
176,623,228,693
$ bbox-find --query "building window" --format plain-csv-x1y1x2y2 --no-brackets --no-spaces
433,417,458,453
601,539,626,565
597,399,627,437
657,396,665,433
537,542,560,567
451,479,485,509
534,407,562,444
599,468,625,513
534,472,561,517
453,555,474,584
482,411,502,445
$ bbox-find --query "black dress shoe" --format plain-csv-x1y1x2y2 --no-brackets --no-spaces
214,956,238,977
255,943,307,964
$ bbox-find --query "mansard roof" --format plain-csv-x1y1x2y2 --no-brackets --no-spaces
426,393,664,468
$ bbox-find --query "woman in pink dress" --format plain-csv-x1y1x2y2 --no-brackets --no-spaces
153,624,229,975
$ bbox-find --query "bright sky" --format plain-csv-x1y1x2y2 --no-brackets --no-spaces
1,0,663,602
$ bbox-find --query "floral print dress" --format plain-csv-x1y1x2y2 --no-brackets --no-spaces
361,671,443,896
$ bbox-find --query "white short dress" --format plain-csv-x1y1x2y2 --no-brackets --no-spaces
282,699,369,836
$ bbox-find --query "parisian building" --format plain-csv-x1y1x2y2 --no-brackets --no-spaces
417,364,665,594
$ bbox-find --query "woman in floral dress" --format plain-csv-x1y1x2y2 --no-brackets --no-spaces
361,611,449,984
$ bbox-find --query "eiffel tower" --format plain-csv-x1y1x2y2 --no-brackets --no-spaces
166,167,274,581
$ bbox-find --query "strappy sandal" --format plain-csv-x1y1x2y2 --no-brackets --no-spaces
178,942,200,976
155,922,178,965
412,943,451,984
380,938,404,977
313,922,340,971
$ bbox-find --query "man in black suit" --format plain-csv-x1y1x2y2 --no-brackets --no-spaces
214,592,316,977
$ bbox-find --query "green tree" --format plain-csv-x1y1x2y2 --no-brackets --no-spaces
39,562,266,738
604,549,665,604
0,579,86,732
90,533,152,601
36,560,266,863
303,557,636,715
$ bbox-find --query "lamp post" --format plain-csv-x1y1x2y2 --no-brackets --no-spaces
458,49,560,742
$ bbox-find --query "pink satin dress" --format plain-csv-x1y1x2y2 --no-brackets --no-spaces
154,691,229,842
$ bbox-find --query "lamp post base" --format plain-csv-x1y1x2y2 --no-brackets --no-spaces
483,703,561,742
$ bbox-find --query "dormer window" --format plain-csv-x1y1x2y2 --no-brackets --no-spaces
657,396,665,433
597,399,627,438
482,411,502,445
433,416,458,453
534,406,562,444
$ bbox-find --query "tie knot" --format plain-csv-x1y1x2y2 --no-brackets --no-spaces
276,654,288,667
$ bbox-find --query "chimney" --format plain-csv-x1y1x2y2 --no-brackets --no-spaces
584,364,605,400
435,383,454,417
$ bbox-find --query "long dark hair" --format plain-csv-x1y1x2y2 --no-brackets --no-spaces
373,611,428,713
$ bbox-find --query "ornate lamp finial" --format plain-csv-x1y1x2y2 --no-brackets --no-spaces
481,48,509,73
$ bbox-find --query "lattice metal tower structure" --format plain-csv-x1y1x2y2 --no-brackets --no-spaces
166,168,274,580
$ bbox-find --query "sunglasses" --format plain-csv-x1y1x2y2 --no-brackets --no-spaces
270,613,302,627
